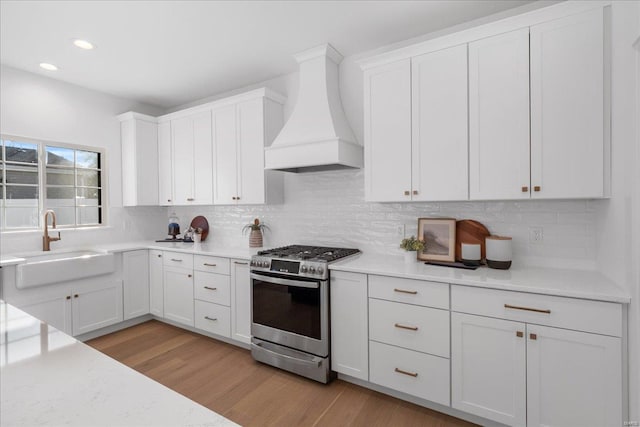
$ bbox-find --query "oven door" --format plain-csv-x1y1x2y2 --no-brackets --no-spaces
251,271,328,357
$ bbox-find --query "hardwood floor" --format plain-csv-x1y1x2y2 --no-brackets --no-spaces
87,320,476,427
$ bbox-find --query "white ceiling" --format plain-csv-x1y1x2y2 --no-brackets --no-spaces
1,1,534,109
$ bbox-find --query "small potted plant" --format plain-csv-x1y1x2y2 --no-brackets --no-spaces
242,218,270,248
400,236,425,263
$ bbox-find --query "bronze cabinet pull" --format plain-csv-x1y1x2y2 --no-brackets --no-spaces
530,333,538,340
394,367,418,377
187,198,194,201
187,274,192,278
534,186,541,192
157,254,162,258
394,323,418,331
232,197,237,200
394,288,418,295
74,294,79,298
204,286,217,291
404,190,410,196
522,186,529,192
412,190,418,195
203,263,217,267
66,296,71,300
516,331,524,338
504,304,551,314
234,261,248,265
204,316,218,322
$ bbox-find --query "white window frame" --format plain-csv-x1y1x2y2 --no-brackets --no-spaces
0,134,107,231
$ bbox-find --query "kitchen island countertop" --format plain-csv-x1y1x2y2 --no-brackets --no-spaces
0,300,237,427
330,253,631,304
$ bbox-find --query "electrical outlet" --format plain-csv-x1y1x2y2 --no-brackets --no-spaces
529,226,544,244
396,224,405,237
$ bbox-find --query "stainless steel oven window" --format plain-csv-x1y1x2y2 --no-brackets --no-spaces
250,272,329,357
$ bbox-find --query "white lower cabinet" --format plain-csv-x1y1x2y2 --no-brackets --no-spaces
18,291,74,335
451,285,623,426
123,250,150,320
149,250,164,317
16,280,123,337
230,259,251,344
71,280,123,336
526,325,621,427
367,275,451,406
330,271,369,381
451,313,527,425
194,300,231,337
163,266,194,327
370,341,450,406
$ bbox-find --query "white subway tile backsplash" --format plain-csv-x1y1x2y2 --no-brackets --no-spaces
171,169,599,269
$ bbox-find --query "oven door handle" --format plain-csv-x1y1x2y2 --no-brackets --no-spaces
250,273,319,289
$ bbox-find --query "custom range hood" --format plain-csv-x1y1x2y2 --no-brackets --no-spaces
265,44,363,173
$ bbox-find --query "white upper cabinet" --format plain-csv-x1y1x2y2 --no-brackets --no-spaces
411,44,468,201
213,93,284,205
171,110,213,205
469,28,531,200
364,59,412,202
157,121,173,206
119,113,159,206
530,7,606,199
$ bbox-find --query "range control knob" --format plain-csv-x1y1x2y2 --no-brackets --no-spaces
263,261,269,268
308,266,316,274
300,265,308,273
316,266,324,275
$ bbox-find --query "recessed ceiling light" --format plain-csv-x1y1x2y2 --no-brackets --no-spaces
39,63,58,71
73,39,94,50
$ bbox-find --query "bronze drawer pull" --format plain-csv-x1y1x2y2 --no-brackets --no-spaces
187,198,194,201
204,316,218,322
394,288,418,295
234,261,248,265
170,258,183,262
395,323,418,331
204,286,217,291
203,263,217,267
504,304,551,314
394,368,418,378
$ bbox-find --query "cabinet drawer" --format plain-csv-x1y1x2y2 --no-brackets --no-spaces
451,285,622,337
194,271,230,306
369,298,449,357
194,255,230,275
369,275,449,309
370,341,450,406
163,251,194,269
195,300,230,338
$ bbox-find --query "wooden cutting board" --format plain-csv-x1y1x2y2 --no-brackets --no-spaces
455,220,490,262
190,216,210,241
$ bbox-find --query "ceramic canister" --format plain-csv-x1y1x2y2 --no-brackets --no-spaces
461,243,481,266
485,236,512,270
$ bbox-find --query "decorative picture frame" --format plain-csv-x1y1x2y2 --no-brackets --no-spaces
417,218,457,262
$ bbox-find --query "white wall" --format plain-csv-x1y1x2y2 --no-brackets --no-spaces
0,65,167,254
595,1,640,421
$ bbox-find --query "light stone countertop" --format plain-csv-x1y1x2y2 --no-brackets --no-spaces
0,300,237,427
1,243,630,303
0,240,259,267
329,253,631,304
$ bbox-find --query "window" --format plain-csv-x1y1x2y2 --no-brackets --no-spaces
0,136,104,230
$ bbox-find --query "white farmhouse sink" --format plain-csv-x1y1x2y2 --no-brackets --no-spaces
16,250,115,289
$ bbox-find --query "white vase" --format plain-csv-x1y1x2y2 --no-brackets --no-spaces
404,251,417,263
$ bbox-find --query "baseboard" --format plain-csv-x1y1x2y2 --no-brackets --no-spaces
75,314,153,342
337,373,507,427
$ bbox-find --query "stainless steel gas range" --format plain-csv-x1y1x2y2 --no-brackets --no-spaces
249,245,360,383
